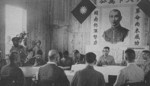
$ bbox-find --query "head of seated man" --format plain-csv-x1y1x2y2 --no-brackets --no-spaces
48,50,60,63
96,46,115,66
85,52,96,66
73,50,85,64
5,52,18,65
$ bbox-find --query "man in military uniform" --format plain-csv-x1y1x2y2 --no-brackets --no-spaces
0,52,24,86
10,37,26,66
103,9,129,44
97,46,115,66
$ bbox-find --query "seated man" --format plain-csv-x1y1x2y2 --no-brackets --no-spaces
58,51,73,70
136,50,150,75
0,52,24,86
25,49,45,66
73,50,85,64
97,46,115,66
114,49,144,86
38,50,69,86
71,52,105,86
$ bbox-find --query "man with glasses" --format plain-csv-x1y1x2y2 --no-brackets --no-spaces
97,46,115,66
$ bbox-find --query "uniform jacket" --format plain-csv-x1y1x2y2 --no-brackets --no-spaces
0,63,24,86
38,62,69,86
71,65,105,86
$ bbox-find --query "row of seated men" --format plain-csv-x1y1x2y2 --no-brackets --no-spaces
0,48,150,86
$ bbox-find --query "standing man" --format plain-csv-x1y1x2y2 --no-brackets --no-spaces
114,49,144,86
103,9,129,44
97,46,115,66
38,50,69,86
10,37,26,66
0,52,24,86
71,52,105,86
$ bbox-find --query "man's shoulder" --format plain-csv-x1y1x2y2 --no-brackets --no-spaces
40,64,64,72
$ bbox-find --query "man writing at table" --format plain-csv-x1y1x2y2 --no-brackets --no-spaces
71,52,105,86
97,46,115,66
38,50,69,86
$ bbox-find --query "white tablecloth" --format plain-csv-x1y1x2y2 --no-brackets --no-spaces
20,65,125,83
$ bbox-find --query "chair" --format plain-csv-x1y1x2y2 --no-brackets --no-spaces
108,75,117,86
145,70,150,86
122,82,145,86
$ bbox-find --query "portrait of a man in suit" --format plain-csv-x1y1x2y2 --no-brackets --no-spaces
103,9,129,44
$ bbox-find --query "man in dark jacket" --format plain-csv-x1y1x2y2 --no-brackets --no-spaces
38,50,69,86
0,52,24,86
71,52,105,86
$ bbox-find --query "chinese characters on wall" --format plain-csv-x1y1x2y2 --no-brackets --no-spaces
91,9,99,45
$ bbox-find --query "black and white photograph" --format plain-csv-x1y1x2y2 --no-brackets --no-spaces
0,0,150,86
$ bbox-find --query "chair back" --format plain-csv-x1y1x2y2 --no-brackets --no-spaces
144,70,150,86
123,82,145,86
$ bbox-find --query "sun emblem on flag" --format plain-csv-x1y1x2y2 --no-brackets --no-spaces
80,6,87,14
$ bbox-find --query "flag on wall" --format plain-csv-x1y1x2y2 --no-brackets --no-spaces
137,0,150,17
71,0,96,24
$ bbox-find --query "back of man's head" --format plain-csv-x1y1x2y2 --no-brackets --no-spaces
9,52,18,62
85,52,96,64
48,50,59,62
125,48,135,62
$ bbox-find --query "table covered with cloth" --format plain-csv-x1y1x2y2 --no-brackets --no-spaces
20,64,125,83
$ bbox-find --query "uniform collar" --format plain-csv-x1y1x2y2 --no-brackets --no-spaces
47,61,57,65
86,65,94,69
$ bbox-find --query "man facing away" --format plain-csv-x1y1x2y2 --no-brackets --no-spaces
0,52,24,86
114,49,144,86
71,52,105,86
103,9,129,44
38,50,69,86
97,46,115,66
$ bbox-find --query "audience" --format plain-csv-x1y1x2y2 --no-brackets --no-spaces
25,49,45,66
0,52,24,86
114,48,144,86
33,49,45,66
71,52,105,86
38,50,69,86
73,50,85,64
97,46,115,66
58,51,73,70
